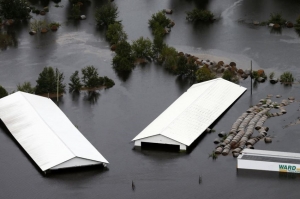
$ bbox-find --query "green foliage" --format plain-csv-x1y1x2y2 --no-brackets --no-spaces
280,71,294,85
268,13,285,25
131,37,153,60
196,67,216,82
186,9,214,22
49,22,61,28
176,55,196,78
295,15,300,30
95,3,119,27
106,22,127,45
35,67,65,95
208,151,218,160
161,45,178,72
81,66,103,88
112,40,135,72
103,76,115,89
269,72,275,79
0,31,17,49
17,82,35,93
69,71,82,92
0,85,8,98
70,4,81,19
149,11,171,31
0,0,30,20
222,70,239,83
69,0,90,4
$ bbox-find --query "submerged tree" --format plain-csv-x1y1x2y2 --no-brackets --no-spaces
131,37,154,60
186,9,214,22
148,11,171,32
0,85,8,98
106,22,127,45
196,67,216,83
69,71,82,92
0,0,30,20
222,70,239,84
17,82,35,93
35,67,65,95
112,40,135,72
95,2,119,27
280,71,294,85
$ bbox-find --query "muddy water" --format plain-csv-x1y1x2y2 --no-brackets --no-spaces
1,0,300,198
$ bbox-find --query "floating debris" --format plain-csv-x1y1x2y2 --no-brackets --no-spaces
212,96,292,158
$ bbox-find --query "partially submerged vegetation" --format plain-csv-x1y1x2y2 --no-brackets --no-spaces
186,9,214,22
280,72,294,85
69,66,115,92
35,67,65,95
95,2,119,27
0,85,8,98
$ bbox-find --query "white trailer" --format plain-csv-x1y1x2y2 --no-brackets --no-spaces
237,149,300,173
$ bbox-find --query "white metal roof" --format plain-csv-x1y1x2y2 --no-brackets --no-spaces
240,149,300,159
0,92,108,171
132,78,247,146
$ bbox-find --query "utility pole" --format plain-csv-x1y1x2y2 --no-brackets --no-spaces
250,60,252,95
57,68,59,102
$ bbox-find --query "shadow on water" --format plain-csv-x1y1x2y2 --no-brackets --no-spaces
0,30,18,51
175,75,193,93
132,146,186,161
71,91,81,102
270,27,282,35
27,0,51,7
115,70,132,82
46,164,108,178
237,169,300,181
83,91,100,104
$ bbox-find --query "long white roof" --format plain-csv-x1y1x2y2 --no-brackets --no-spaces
241,149,300,159
0,92,108,171
132,78,247,146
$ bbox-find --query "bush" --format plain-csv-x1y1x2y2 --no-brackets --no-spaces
17,82,35,93
269,72,275,79
106,22,127,45
160,45,178,72
0,85,8,98
103,76,115,89
186,9,214,22
176,55,198,79
148,11,171,35
196,67,216,82
0,0,30,20
70,4,81,19
95,3,119,27
131,37,154,60
112,40,135,72
35,67,65,95
69,71,82,92
268,13,285,25
81,66,104,88
222,70,239,83
280,71,294,85
149,11,171,29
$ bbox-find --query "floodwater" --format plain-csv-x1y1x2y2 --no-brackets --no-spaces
1,0,300,198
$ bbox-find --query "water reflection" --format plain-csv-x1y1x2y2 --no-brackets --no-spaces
270,27,282,35
115,70,132,82
0,30,18,50
84,91,100,104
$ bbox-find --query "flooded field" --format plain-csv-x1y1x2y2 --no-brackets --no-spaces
1,0,300,198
